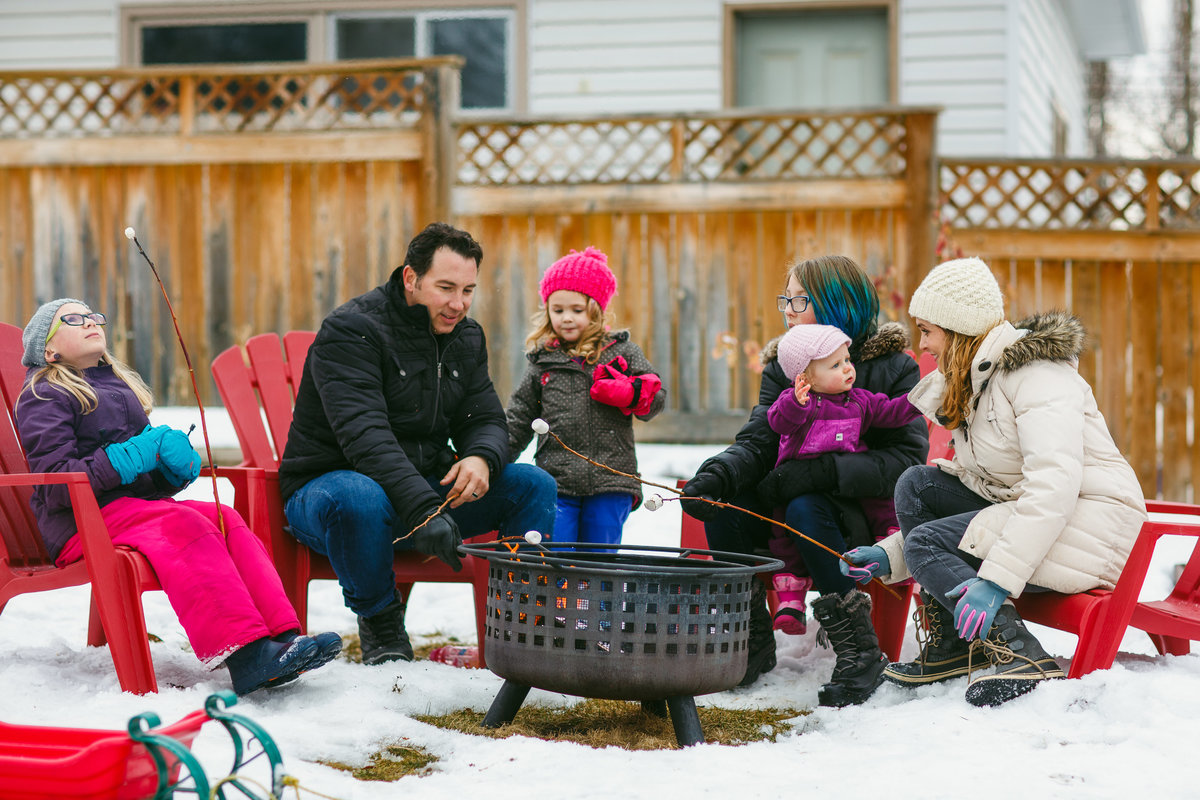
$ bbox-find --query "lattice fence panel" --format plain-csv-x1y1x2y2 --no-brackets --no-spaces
0,75,182,136
940,161,1152,229
1157,167,1200,228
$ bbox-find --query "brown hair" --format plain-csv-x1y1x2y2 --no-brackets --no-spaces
525,296,615,365
935,328,988,430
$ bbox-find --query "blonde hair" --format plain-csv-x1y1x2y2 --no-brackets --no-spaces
936,328,988,431
21,353,154,416
525,296,615,365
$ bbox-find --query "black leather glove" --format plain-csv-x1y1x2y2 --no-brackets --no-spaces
409,514,463,572
680,469,727,522
757,454,838,508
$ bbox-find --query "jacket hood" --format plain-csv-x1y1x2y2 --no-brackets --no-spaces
997,311,1085,372
761,321,909,365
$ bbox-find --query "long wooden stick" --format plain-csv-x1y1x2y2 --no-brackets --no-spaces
124,227,225,536
539,423,899,599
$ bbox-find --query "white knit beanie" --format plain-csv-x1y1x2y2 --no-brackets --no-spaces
908,257,1005,336
22,297,89,368
777,324,851,382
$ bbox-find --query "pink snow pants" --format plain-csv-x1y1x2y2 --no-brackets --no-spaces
55,497,300,665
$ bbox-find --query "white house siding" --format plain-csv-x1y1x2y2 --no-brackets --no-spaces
526,0,722,114
1013,0,1088,155
897,0,1010,155
0,0,118,68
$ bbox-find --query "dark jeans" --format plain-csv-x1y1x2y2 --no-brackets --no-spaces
895,465,1048,613
703,490,855,596
284,463,557,617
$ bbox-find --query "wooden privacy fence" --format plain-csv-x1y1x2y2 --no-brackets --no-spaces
0,59,458,402
454,108,939,438
942,157,1200,501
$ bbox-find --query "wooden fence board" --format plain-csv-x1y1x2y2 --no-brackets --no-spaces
1160,261,1191,500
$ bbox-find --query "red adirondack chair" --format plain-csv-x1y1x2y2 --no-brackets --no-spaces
210,332,492,665
0,323,267,694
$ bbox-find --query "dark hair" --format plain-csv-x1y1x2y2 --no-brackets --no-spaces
785,255,880,345
404,222,483,278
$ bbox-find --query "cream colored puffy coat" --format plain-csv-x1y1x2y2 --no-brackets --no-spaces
878,312,1146,597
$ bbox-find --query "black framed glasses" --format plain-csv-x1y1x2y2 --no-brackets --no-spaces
776,294,809,314
59,312,107,326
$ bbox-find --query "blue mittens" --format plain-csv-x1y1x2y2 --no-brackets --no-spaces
946,577,1009,640
839,545,890,584
158,428,202,487
105,425,168,485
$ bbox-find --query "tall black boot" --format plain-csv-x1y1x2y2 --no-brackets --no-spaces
811,591,887,707
357,593,414,665
884,590,984,687
739,579,777,686
965,603,1065,707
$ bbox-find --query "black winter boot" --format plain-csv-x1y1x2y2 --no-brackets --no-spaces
811,591,887,707
357,594,414,665
739,579,777,686
883,590,984,687
965,604,1065,707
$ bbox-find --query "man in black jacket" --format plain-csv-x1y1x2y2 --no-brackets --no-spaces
280,222,557,665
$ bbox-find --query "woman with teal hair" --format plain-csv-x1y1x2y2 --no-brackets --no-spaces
681,255,929,704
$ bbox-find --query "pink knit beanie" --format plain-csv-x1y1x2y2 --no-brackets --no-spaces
539,247,618,311
777,324,852,382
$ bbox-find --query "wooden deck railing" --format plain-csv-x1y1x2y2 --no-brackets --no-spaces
457,108,927,185
0,58,456,138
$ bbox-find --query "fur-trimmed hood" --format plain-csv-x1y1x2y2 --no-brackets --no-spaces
760,321,910,366
996,311,1085,372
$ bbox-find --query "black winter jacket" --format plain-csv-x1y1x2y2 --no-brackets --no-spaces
279,274,509,529
699,322,929,543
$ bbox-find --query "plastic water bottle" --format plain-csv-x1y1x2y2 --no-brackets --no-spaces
428,645,478,668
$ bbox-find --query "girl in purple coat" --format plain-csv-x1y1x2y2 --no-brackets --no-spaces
15,298,341,695
765,323,920,697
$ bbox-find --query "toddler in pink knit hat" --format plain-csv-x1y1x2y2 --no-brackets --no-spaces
507,246,665,551
763,323,923,637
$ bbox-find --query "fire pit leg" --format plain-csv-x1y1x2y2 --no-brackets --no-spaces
666,696,704,747
481,680,532,728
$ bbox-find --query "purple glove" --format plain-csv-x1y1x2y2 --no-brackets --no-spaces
839,545,890,584
946,577,1008,640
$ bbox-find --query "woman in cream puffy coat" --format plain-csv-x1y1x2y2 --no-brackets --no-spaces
840,257,1146,708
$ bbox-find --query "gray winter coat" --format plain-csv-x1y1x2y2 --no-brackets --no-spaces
506,331,665,501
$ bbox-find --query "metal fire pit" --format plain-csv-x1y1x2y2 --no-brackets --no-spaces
457,541,782,746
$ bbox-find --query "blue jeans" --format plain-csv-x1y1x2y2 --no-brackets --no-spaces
284,463,557,617
895,465,1047,613
554,492,633,552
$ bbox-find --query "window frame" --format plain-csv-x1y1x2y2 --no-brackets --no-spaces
120,1,527,114
722,0,898,109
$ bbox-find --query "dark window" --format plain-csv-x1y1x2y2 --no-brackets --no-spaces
429,17,507,109
141,23,308,65
336,18,416,59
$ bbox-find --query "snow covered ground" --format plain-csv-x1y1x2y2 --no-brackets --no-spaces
1,412,1198,799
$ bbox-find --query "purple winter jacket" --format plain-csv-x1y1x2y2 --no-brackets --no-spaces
768,386,923,539
15,365,176,560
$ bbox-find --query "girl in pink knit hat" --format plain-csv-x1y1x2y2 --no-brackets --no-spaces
506,247,665,550
764,323,922,646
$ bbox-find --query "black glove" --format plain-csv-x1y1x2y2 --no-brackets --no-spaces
409,514,463,572
680,469,727,522
757,454,838,508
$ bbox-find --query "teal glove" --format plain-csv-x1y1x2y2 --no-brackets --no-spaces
839,545,890,584
947,577,1009,640
105,425,168,485
158,429,202,487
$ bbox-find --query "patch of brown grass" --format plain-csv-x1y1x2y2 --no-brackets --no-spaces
318,743,438,781
415,700,803,750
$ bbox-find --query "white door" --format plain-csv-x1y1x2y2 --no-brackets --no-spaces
736,9,889,108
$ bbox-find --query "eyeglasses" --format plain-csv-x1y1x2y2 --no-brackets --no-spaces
776,294,810,314
46,312,106,342
59,312,107,327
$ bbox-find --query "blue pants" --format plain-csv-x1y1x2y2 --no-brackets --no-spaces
895,465,1048,613
554,492,633,552
284,463,557,617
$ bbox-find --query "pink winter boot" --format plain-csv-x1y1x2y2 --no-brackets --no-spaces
772,573,813,635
